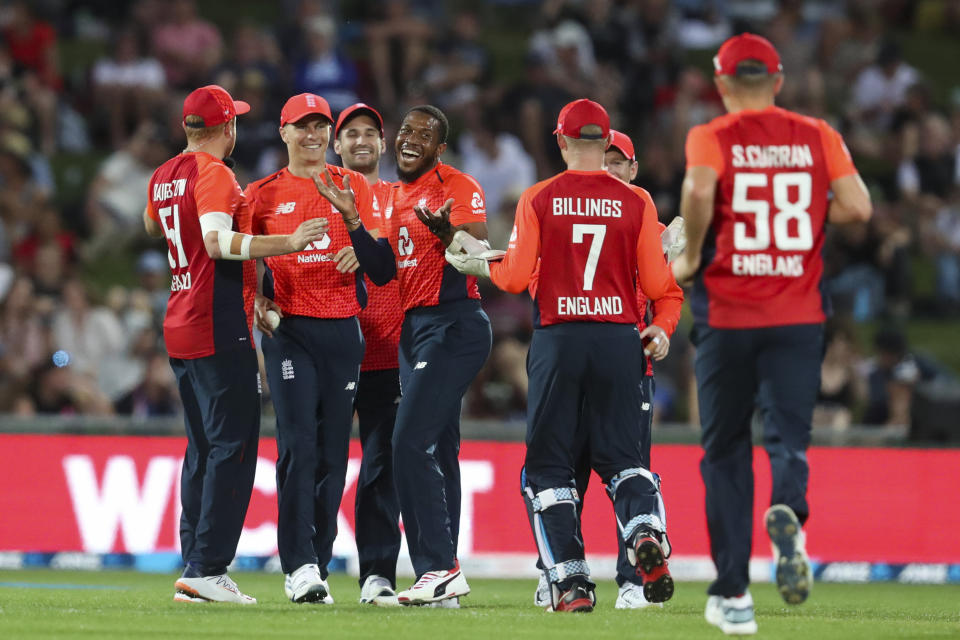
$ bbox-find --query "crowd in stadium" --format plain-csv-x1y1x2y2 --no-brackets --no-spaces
0,0,958,426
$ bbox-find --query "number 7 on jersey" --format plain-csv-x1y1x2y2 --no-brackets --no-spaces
572,223,606,291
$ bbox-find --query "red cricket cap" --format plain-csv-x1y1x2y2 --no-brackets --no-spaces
553,99,610,140
182,85,250,128
335,102,384,138
280,93,333,127
713,33,782,76
607,130,635,161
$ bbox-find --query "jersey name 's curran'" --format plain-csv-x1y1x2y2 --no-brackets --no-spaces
552,198,622,217
731,144,813,169
557,296,623,316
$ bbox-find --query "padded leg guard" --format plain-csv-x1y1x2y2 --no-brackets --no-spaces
522,483,592,610
606,468,671,561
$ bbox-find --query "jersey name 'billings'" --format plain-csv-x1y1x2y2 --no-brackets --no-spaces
731,144,813,169
552,197,622,217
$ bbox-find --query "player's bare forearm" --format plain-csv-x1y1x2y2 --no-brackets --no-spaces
828,174,872,224
143,207,163,238
673,166,717,283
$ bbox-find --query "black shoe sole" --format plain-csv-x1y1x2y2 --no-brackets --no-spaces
635,538,674,603
294,584,329,604
766,506,810,605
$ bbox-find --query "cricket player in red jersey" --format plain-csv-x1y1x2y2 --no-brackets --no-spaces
530,128,684,610
447,99,679,612
333,102,404,606
245,93,377,606
143,85,326,604
313,105,492,606
671,34,871,635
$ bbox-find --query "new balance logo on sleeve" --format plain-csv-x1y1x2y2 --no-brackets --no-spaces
345,381,356,391
414,361,428,370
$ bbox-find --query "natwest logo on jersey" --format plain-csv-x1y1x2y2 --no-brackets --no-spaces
296,234,333,264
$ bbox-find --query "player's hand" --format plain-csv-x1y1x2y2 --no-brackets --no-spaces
288,217,328,253
334,246,359,273
671,252,699,287
254,294,283,338
312,169,361,228
640,324,670,361
414,198,455,244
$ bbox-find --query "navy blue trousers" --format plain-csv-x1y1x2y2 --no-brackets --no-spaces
262,315,364,576
354,367,402,588
524,323,658,572
694,323,823,597
171,347,260,576
393,299,491,577
573,375,656,587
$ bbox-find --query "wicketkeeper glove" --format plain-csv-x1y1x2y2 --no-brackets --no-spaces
661,216,687,263
445,249,494,278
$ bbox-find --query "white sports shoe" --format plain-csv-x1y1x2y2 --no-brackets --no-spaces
765,504,812,604
705,592,758,635
397,562,470,605
427,596,460,608
615,582,664,609
533,573,551,609
283,564,330,604
174,574,256,604
360,575,399,606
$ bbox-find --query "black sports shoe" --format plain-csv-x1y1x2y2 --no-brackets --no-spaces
555,584,595,613
765,504,812,604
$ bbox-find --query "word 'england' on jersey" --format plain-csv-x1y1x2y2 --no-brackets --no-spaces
552,197,623,217
557,295,623,316
731,144,814,169
732,253,805,277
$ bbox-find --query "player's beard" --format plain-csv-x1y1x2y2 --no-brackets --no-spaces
396,155,437,184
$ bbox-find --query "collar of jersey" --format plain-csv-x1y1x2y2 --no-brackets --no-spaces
399,161,444,190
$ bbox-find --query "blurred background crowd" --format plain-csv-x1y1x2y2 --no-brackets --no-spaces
1,0,959,434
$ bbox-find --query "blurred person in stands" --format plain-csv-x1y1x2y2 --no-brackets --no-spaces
0,276,50,409
850,41,919,133
143,84,326,605
115,350,179,417
85,120,170,256
814,320,866,430
150,0,223,90
332,102,405,606
90,25,166,148
365,0,433,111
134,249,171,326
897,112,957,201
420,10,490,112
50,278,126,387
672,34,872,634
12,202,76,275
293,16,359,113
458,104,537,244
0,131,49,256
0,1,58,153
18,357,114,416
245,93,376,606
863,326,942,426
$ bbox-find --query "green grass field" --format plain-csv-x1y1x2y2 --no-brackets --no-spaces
0,571,957,639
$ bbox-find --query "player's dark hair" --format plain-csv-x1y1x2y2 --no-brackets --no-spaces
404,105,449,143
729,59,780,90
